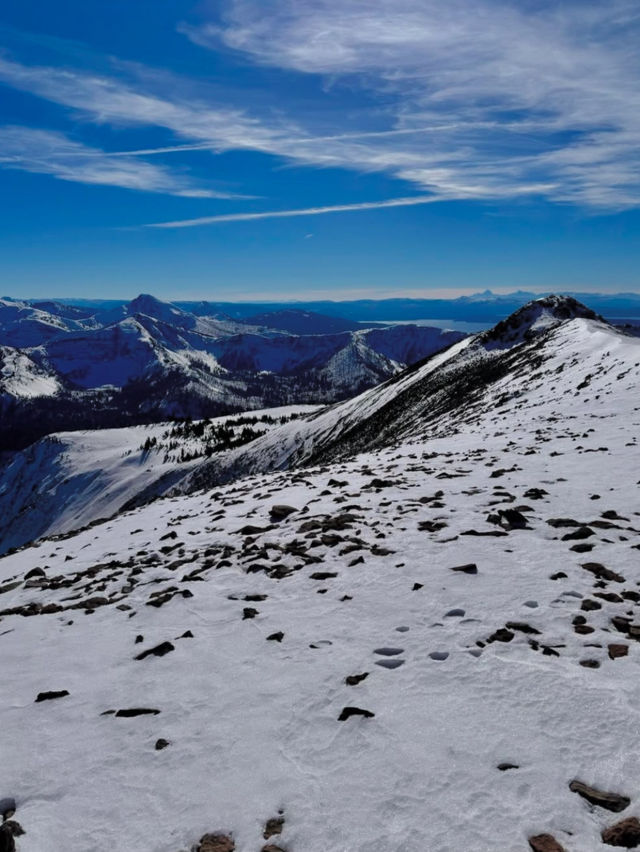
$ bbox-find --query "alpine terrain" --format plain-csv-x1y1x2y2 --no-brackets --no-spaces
1,296,639,852
0,295,464,452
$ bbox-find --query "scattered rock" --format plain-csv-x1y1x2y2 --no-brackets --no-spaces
338,706,375,721
0,799,16,820
155,738,170,750
35,690,69,702
263,816,284,839
488,628,514,643
601,816,640,848
114,708,160,717
581,562,625,583
609,644,629,660
266,632,284,642
0,820,25,852
196,833,235,852
135,641,175,660
562,526,595,541
24,567,45,581
270,505,297,521
242,608,258,620
569,779,630,812
345,673,369,686
528,834,566,852
497,763,519,771
450,563,478,575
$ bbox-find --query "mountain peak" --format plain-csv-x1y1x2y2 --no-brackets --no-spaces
127,294,190,325
480,294,602,347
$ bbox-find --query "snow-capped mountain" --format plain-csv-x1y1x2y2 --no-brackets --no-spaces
0,295,465,451
0,295,638,851
173,296,628,489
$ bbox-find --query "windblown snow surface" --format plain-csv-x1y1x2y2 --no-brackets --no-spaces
0,300,639,851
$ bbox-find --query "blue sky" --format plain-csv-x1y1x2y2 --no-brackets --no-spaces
1,0,639,300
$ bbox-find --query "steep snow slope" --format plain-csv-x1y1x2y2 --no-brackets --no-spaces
0,346,61,399
0,297,638,851
0,407,318,555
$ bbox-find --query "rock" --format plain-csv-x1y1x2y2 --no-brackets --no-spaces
309,572,338,580
562,526,595,541
569,779,630,812
550,572,567,580
338,706,375,721
135,641,175,660
24,567,45,580
528,834,566,852
242,608,258,620
488,628,514,643
270,505,297,521
609,644,629,660
345,673,369,686
114,708,160,717
261,846,286,852
0,798,16,820
499,508,529,528
505,621,540,635
497,763,519,771
601,817,640,847
524,488,548,499
196,834,235,852
412,583,423,590
581,562,626,583
35,690,69,702
0,820,25,852
579,659,600,668
450,563,478,574
266,632,284,642
155,738,170,750
263,816,284,839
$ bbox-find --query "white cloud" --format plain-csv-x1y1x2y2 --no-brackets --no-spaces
180,0,640,209
1,0,640,210
145,195,440,228
0,125,243,197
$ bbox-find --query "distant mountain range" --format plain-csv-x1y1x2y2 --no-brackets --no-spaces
0,294,464,451
9,289,640,323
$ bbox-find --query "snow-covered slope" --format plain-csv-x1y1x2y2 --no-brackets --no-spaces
176,296,611,492
0,407,318,555
0,295,638,851
0,345,61,399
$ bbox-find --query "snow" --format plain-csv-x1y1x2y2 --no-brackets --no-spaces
0,406,320,554
0,308,639,850
0,346,61,398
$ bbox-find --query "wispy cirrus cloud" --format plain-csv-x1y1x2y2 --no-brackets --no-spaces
0,125,243,197
144,195,441,228
179,0,640,209
1,0,640,213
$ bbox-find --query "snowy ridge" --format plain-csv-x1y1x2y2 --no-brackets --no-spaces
175,297,617,493
0,296,638,850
